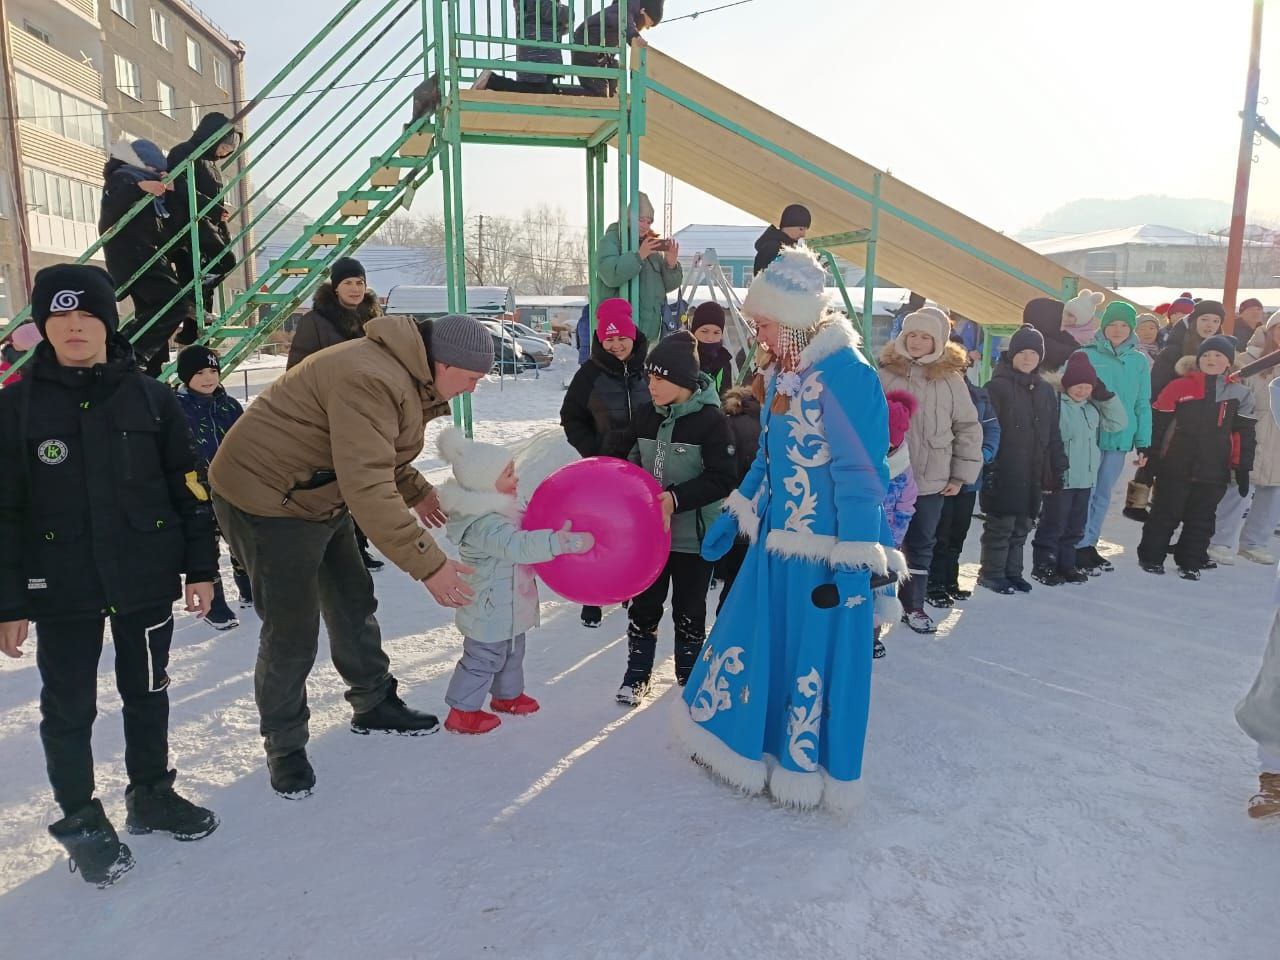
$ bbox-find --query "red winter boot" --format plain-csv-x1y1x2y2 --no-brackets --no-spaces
444,707,501,735
490,693,540,716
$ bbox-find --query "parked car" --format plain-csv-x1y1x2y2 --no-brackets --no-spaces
481,320,553,369
489,330,538,375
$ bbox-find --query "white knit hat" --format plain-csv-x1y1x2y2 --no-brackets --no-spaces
742,247,829,332
437,428,513,493
893,306,950,364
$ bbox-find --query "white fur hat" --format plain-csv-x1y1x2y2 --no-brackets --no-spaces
742,247,830,331
1063,289,1104,328
437,428,513,493
893,306,950,364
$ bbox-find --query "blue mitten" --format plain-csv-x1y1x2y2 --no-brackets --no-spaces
834,569,871,609
700,511,739,562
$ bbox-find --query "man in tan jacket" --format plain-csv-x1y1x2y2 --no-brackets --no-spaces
210,313,493,798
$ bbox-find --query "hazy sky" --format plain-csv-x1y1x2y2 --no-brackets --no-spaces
195,0,1280,235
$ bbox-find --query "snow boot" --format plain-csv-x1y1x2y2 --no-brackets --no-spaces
1139,560,1166,576
1123,505,1150,523
1177,566,1201,581
350,684,440,736
204,582,239,632
949,583,972,601
580,605,602,629
1059,569,1089,585
1031,565,1064,586
1077,546,1113,574
490,693,539,716
1008,576,1033,593
125,770,218,841
1241,547,1279,565
901,609,936,634
47,800,135,888
1199,558,1218,570
360,547,385,572
1248,773,1280,820
232,570,253,607
873,627,886,659
444,707,501,734
978,576,1017,595
673,616,705,687
1208,544,1238,565
924,586,954,609
267,749,315,799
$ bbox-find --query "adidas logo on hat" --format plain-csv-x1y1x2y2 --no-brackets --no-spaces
604,323,619,336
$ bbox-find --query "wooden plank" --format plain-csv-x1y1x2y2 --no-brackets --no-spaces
399,132,435,157
339,199,369,217
370,166,401,188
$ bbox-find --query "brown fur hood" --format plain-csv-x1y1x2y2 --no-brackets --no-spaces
878,339,969,380
721,385,760,418
1174,353,1239,377
313,282,383,338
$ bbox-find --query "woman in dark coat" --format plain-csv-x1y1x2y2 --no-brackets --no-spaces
167,112,241,316
286,258,383,369
560,298,650,626
1021,297,1079,374
100,138,195,377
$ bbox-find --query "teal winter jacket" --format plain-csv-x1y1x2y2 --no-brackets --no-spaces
593,222,683,344
1057,390,1129,490
1077,331,1152,452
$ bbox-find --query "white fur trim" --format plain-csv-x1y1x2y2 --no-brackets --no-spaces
435,480,520,521
724,490,759,543
830,541,889,575
874,588,902,628
764,756,824,810
743,249,830,331
820,770,867,817
672,700,767,796
799,316,860,366
886,444,911,480
887,548,909,582
766,529,838,562
893,307,949,364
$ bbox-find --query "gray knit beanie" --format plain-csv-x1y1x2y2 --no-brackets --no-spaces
422,314,494,373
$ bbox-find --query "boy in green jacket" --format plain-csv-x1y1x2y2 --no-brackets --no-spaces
620,331,736,705
593,192,683,343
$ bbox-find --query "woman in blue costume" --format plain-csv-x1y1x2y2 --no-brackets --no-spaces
677,248,902,814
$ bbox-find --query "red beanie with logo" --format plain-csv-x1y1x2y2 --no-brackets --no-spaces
596,297,637,342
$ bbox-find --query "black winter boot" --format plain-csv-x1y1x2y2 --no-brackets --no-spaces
1031,564,1063,586
360,547,385,572
205,581,239,631
673,615,706,687
350,682,440,736
924,586,955,609
232,569,253,607
618,621,658,704
125,770,218,841
580,605,602,629
267,749,316,799
48,799,135,887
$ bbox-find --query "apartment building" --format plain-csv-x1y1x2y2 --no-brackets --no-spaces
0,0,250,324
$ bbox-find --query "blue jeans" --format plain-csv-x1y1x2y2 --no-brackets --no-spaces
1079,449,1128,549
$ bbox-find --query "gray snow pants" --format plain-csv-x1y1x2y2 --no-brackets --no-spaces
445,634,527,711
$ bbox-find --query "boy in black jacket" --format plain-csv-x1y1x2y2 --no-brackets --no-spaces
0,265,220,887
689,301,734,396
620,331,737,706
1138,335,1257,579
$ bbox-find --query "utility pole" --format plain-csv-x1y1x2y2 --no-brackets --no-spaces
1223,0,1265,338
663,173,674,237
476,214,484,284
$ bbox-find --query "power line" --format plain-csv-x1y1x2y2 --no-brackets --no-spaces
664,0,759,23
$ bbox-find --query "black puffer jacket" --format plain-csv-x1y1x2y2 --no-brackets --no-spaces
167,112,241,279
721,386,761,482
99,157,182,298
286,283,384,369
1022,297,1078,374
560,332,650,459
1146,356,1257,486
0,339,218,622
752,225,798,277
980,355,1068,517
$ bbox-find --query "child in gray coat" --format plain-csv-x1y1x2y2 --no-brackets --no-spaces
436,429,594,734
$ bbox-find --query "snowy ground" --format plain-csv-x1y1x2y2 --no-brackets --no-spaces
0,346,1275,959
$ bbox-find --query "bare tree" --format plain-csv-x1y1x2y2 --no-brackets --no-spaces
465,215,526,289
518,204,587,295
366,212,441,247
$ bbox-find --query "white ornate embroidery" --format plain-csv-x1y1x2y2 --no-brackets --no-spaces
689,646,746,723
781,371,830,534
786,668,823,771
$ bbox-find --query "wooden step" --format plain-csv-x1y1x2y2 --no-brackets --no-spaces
278,267,310,277
339,199,369,217
370,165,402,188
310,234,342,246
399,132,434,157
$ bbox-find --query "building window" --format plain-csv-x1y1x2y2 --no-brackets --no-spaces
213,59,230,92
1084,250,1118,282
151,9,172,49
14,73,106,150
186,35,203,73
191,101,201,131
110,0,135,24
157,80,176,119
1145,259,1167,275
22,167,100,226
21,20,52,45
114,54,142,101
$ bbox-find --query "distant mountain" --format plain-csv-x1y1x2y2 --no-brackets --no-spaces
1017,196,1238,241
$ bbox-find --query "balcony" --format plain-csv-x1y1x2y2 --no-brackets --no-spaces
8,22,104,102
27,212,102,260
53,0,100,23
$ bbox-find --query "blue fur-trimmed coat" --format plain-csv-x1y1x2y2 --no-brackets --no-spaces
679,317,898,815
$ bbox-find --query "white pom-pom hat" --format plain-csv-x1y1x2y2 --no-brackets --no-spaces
742,246,830,331
437,428,514,493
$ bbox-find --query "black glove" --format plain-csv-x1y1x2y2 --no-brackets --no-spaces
1093,377,1115,402
1237,469,1251,499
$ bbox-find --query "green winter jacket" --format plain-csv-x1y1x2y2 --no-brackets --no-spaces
1077,330,1152,452
594,222,683,343
631,377,736,554
1057,391,1128,490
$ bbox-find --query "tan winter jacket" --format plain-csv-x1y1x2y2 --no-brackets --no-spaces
877,340,983,496
210,315,452,580
1243,326,1280,487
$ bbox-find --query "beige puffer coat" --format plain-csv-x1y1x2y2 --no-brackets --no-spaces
877,340,983,496
1243,324,1280,487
